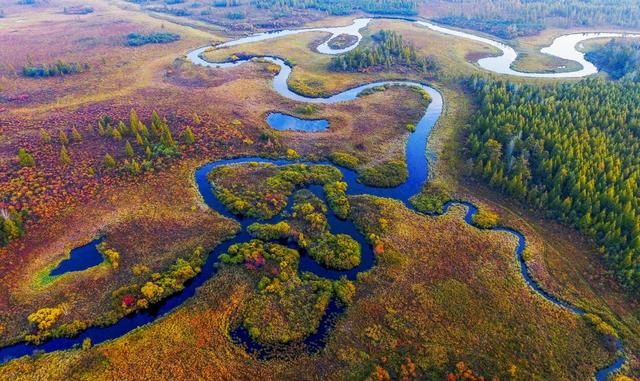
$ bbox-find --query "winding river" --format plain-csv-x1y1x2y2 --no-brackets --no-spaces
0,17,630,380
190,16,640,77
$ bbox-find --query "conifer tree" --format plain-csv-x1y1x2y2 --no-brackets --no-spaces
130,109,139,132
59,145,71,165
103,153,116,168
71,127,82,142
59,130,69,146
17,148,35,167
40,129,52,144
183,126,195,145
125,141,134,158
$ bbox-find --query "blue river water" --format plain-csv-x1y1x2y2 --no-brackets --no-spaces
0,50,625,380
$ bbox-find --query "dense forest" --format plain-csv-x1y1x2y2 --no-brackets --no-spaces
434,0,640,37
251,0,419,16
586,39,640,81
465,77,640,290
435,16,542,39
329,30,438,73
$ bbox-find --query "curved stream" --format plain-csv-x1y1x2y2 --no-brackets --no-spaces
0,20,627,380
192,16,640,78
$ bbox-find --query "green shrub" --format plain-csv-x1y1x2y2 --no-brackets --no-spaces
471,209,499,229
358,160,408,187
410,181,450,214
324,181,350,219
247,221,291,241
126,32,180,47
308,233,361,270
334,277,356,305
330,151,360,170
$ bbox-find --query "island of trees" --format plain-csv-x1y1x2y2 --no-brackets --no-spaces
329,30,438,73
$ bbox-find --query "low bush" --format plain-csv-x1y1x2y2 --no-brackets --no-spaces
358,160,408,187
126,32,180,47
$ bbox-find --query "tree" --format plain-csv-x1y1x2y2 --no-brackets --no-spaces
485,139,502,162
39,129,52,144
193,112,202,125
141,282,164,302
129,159,141,174
59,145,71,166
71,127,82,142
28,308,63,332
1,216,22,244
130,109,139,132
111,128,122,141
183,126,195,145
103,153,116,168
125,141,134,158
160,126,175,147
59,130,69,146
17,148,35,167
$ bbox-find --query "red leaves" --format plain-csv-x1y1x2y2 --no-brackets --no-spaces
245,251,266,270
122,295,134,307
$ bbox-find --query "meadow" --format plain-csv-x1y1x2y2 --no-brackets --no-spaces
0,197,615,380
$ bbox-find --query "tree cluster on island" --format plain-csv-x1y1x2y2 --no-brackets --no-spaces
329,30,439,73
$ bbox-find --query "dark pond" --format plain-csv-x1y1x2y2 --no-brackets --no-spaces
49,238,105,277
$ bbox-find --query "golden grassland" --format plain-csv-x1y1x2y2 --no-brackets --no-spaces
0,196,615,380
0,0,220,113
0,70,428,345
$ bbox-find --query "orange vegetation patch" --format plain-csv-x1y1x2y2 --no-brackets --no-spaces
0,196,615,380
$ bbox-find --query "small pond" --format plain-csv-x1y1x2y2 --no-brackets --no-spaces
266,112,329,132
49,238,104,277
